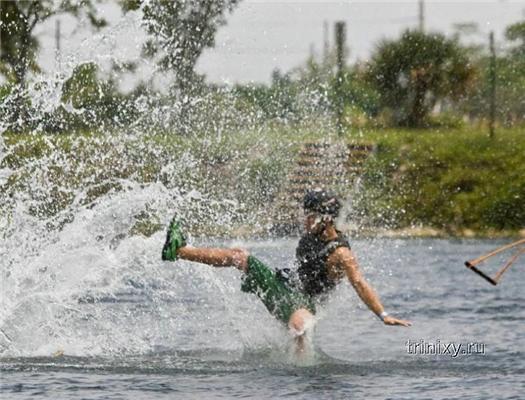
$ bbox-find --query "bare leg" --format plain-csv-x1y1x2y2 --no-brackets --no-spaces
177,246,249,272
288,308,315,354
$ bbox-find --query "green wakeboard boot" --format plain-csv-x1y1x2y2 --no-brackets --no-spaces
161,218,187,261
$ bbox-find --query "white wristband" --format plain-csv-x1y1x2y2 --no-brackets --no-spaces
378,311,389,321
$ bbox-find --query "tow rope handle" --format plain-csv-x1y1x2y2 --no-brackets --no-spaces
464,261,497,285
465,239,525,286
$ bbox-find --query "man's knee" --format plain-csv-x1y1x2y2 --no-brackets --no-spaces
231,248,249,272
288,308,315,337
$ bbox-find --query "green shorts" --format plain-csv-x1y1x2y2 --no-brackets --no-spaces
240,255,315,323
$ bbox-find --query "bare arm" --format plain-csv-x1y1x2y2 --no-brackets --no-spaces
328,247,411,327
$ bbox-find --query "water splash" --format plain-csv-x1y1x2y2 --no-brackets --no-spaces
0,6,357,361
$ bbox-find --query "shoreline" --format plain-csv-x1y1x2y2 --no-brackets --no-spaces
347,226,525,239
224,224,525,240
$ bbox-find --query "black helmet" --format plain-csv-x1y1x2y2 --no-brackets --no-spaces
303,189,341,217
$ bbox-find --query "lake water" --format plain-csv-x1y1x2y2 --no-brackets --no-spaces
1,237,523,399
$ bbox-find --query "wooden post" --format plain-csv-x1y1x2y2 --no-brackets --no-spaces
335,21,346,136
489,31,496,138
418,0,424,32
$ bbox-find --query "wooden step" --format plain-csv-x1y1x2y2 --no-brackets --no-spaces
271,141,374,224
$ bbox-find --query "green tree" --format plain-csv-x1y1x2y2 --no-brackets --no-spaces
329,66,381,123
58,62,134,131
502,20,525,124
505,20,525,57
296,54,381,125
232,70,299,122
0,0,106,131
460,20,525,127
294,53,335,116
122,0,240,95
366,30,475,127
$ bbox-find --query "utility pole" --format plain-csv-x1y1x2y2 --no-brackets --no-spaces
309,43,315,60
489,31,496,138
323,20,329,63
55,19,61,68
418,0,424,32
335,21,346,136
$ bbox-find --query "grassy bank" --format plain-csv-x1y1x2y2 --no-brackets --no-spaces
352,127,525,236
1,125,524,237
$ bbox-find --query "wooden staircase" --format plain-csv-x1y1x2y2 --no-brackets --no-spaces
271,141,374,234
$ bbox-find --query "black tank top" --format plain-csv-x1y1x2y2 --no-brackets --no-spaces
295,231,351,298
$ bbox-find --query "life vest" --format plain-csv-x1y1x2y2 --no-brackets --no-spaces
295,231,351,298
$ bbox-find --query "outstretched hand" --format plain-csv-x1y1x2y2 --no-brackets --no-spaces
383,315,411,327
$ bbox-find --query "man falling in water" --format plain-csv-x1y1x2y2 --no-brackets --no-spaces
161,189,411,349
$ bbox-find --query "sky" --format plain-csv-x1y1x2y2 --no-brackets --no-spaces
34,0,525,85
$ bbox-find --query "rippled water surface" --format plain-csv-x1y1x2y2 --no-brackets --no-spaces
1,238,524,399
